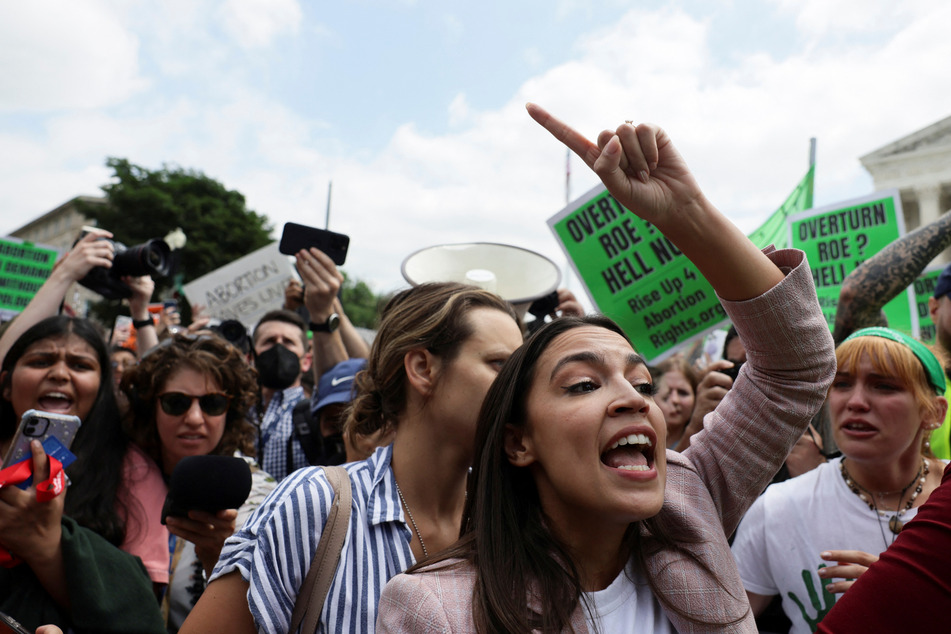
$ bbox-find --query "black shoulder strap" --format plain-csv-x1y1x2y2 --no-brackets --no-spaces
291,398,323,468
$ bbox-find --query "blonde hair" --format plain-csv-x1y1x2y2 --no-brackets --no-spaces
834,336,946,435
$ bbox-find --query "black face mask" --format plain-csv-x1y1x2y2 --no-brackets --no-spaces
255,344,301,390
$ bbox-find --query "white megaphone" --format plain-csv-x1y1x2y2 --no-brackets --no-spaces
401,242,562,319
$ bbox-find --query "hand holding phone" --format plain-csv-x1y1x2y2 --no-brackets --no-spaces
278,222,349,265
2,410,81,468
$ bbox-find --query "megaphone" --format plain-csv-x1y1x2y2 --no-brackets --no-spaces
401,242,562,318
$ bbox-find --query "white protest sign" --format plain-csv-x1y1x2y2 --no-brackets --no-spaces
183,242,296,328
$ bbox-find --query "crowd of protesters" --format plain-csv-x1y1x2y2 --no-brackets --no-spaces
2,101,951,634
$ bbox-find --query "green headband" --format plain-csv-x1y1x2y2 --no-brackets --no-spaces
842,327,946,394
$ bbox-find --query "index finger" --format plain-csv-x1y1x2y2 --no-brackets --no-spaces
526,103,602,170
820,550,879,566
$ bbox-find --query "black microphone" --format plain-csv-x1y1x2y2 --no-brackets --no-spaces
161,455,253,524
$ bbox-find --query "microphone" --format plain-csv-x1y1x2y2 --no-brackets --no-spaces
161,455,253,524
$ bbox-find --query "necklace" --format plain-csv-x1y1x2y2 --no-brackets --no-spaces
395,480,428,558
840,457,928,543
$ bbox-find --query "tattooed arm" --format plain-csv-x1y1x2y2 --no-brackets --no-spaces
833,210,951,344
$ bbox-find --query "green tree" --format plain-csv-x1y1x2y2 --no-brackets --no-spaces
78,158,273,321
339,272,386,328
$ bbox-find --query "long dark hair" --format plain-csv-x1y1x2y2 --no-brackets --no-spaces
414,315,739,632
1,315,129,545
121,333,258,471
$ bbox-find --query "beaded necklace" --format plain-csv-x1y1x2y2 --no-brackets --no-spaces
840,458,927,547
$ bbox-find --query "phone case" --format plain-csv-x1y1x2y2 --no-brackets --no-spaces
278,222,350,265
2,409,82,467
0,611,32,634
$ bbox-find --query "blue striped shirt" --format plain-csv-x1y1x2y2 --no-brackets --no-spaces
212,444,415,633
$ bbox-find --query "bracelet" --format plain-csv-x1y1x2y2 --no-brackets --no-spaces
132,318,155,329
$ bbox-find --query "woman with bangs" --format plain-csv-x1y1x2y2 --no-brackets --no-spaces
732,327,948,634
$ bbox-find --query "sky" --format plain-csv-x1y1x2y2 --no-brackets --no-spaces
2,0,950,300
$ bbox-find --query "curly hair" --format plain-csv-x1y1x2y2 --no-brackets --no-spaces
121,334,259,472
345,282,519,449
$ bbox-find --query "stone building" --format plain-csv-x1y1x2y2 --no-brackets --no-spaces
7,196,106,316
860,114,951,255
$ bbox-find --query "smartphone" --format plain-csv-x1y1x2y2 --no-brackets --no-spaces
2,409,82,468
0,611,32,634
278,222,349,265
720,361,744,384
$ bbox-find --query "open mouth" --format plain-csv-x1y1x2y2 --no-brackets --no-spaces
38,392,73,412
842,421,877,433
601,433,655,472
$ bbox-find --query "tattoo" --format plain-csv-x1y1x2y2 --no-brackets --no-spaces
833,212,951,344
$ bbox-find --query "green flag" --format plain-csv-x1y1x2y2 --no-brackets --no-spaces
747,164,815,250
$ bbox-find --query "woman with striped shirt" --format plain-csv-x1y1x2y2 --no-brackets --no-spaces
181,282,523,633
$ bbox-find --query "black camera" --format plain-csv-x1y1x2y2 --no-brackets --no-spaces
77,233,172,300
211,319,251,354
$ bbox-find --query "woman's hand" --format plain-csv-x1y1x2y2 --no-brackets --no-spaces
166,508,238,577
526,102,783,301
0,441,65,565
526,103,703,230
0,441,69,607
818,549,879,593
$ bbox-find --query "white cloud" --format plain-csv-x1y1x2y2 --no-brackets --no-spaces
0,1,146,110
3,1,951,298
217,0,303,49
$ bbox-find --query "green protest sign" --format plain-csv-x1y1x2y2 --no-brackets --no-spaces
913,266,943,343
548,167,815,363
548,184,727,362
0,237,58,319
788,190,914,334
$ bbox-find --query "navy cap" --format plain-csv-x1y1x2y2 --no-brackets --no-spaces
315,358,367,412
934,262,951,299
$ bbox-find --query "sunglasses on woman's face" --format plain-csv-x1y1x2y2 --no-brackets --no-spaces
158,392,231,417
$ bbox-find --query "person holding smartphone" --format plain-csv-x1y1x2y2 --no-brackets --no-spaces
0,317,165,633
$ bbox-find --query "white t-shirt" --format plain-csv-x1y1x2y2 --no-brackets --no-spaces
732,458,922,634
583,562,674,634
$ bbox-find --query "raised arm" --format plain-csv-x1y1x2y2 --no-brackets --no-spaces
526,103,784,302
0,229,114,363
832,210,951,344
296,247,349,383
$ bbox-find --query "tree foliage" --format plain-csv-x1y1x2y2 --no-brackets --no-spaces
81,158,274,291
339,272,387,329
79,157,387,328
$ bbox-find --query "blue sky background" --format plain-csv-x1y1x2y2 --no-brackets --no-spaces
2,0,949,296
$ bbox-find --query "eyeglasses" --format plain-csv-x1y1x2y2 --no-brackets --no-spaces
158,392,231,417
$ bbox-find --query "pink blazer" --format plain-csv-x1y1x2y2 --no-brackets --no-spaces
377,248,836,633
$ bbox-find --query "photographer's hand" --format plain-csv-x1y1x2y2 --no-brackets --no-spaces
124,275,158,356
0,229,115,365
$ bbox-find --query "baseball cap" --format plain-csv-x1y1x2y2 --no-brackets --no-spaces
934,262,951,299
315,358,367,412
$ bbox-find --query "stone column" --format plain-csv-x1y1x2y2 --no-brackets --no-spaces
916,185,950,264
917,184,943,227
